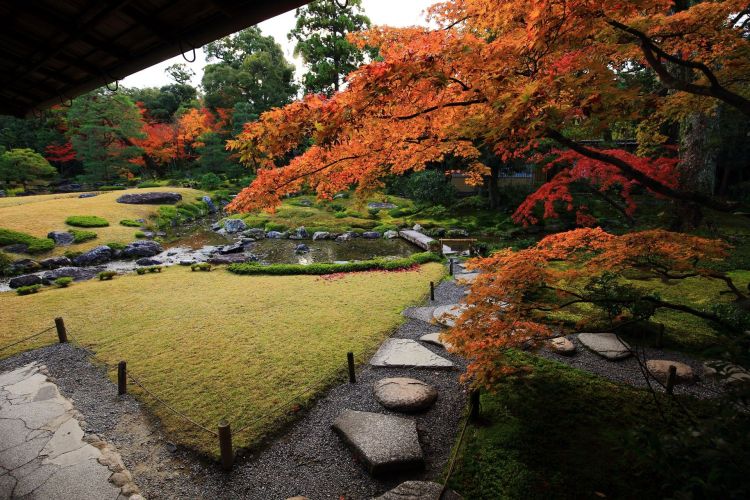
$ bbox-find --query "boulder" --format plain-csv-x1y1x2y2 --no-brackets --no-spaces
10,259,41,274
207,254,254,265
577,332,631,360
419,332,452,350
40,256,72,270
116,192,182,204
312,231,330,241
332,410,424,475
211,223,222,231
3,243,29,254
266,231,283,239
9,274,43,289
335,233,352,242
548,337,576,356
376,481,463,500
201,195,217,213
121,240,163,259
140,231,155,239
646,360,695,385
383,230,399,239
223,218,247,234
294,244,310,254
243,228,266,240
41,267,99,283
0,189,5,197
429,227,446,237
47,231,75,246
373,378,438,412
362,231,381,239
447,228,469,238
412,224,423,232
219,243,245,254
72,246,113,266
291,226,309,239
135,257,161,266
367,202,397,210
78,193,97,198
702,361,750,385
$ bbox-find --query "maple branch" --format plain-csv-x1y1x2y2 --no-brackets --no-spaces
545,129,738,213
269,153,371,193
393,98,487,120
607,19,750,116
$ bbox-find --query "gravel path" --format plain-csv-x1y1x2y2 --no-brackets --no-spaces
0,278,469,499
539,334,723,399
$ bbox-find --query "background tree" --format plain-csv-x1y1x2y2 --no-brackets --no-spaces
202,27,297,114
289,0,374,95
0,147,57,189
165,63,195,85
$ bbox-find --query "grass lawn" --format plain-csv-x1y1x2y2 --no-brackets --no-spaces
0,187,206,255
0,262,444,456
447,352,698,499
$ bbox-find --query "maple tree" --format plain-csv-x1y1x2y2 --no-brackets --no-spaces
227,0,749,220
441,228,743,387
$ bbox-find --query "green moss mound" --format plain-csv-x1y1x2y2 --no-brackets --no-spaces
0,228,54,254
69,229,97,243
65,215,109,228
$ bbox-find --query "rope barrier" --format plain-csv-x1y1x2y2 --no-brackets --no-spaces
0,326,56,353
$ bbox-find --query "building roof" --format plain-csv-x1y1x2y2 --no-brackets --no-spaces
0,0,307,117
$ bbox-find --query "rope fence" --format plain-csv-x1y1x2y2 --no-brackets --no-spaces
0,325,56,353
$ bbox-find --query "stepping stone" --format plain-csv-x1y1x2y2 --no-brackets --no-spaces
373,378,438,412
577,332,631,360
548,337,576,356
646,360,695,385
454,272,479,284
370,339,453,369
703,361,750,385
375,481,463,499
432,304,468,327
419,332,452,350
332,410,424,475
403,306,437,323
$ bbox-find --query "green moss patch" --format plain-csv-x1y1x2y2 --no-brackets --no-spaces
0,228,55,254
65,215,110,228
228,252,441,276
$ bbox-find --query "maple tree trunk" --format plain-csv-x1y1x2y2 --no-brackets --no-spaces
487,164,500,210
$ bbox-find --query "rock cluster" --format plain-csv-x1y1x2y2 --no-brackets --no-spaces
116,192,182,204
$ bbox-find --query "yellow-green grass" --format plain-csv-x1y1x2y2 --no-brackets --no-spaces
0,187,206,255
0,263,444,456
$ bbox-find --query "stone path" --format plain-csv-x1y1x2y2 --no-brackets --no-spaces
0,362,141,500
369,339,453,369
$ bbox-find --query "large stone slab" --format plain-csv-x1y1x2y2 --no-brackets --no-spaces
375,481,463,499
332,410,424,475
432,304,468,327
419,332,453,350
402,306,437,323
373,378,438,412
577,333,631,360
646,360,695,384
370,339,453,369
116,191,182,204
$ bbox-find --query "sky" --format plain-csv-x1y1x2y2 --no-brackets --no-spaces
120,0,435,89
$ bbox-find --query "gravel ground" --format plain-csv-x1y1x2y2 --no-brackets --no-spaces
0,277,469,499
538,334,723,399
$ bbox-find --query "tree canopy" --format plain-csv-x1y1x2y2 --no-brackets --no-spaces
289,0,374,95
0,147,56,189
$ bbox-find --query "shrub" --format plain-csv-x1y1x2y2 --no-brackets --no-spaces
136,265,163,275
53,277,73,288
69,229,97,243
198,173,222,191
98,185,126,191
191,262,212,272
137,181,161,188
119,219,142,227
65,215,109,228
97,271,116,280
0,228,55,254
16,284,41,295
330,203,346,212
229,252,441,276
134,231,146,238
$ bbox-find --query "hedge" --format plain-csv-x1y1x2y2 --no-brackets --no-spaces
0,228,55,254
65,215,109,227
69,229,97,243
228,252,441,276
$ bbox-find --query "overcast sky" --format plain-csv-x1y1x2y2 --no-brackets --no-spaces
121,0,435,90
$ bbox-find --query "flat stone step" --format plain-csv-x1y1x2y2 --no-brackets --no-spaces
375,481,463,499
548,337,576,356
577,332,631,360
402,306,437,323
454,272,479,284
373,378,438,412
419,332,452,350
432,304,468,327
332,410,424,476
370,339,454,369
646,360,695,384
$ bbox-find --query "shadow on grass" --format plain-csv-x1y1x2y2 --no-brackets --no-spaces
448,353,689,499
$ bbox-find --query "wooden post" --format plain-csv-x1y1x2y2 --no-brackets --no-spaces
449,259,454,276
430,281,435,301
347,352,356,383
657,323,665,348
54,317,67,343
117,361,127,395
469,389,480,422
218,420,233,471
666,365,677,395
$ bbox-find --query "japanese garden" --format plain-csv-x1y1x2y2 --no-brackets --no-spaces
0,0,749,498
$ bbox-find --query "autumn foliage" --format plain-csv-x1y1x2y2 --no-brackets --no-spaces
226,0,749,216
442,228,737,387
